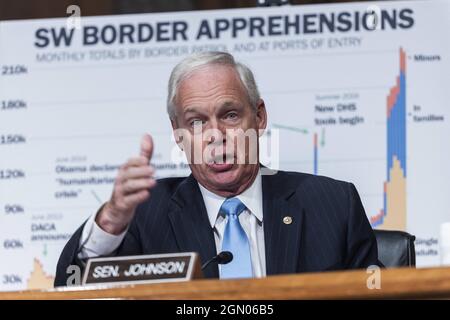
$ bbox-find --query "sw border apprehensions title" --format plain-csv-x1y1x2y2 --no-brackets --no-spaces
35,9,414,48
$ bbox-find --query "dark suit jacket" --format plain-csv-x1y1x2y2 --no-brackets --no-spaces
54,170,382,287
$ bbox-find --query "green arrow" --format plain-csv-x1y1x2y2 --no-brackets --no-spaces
272,123,308,134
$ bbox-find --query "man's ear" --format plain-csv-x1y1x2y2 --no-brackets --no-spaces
256,99,267,137
170,118,178,130
171,118,184,150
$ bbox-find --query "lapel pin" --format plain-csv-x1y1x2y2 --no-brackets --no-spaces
283,216,293,225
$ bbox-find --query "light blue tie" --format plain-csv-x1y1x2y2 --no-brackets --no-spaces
220,197,253,279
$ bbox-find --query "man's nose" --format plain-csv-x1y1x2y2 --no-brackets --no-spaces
207,119,227,144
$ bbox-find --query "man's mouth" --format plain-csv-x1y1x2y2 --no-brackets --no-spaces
207,161,234,172
206,155,235,172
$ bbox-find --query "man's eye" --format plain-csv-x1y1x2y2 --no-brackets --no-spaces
225,112,238,120
190,119,204,127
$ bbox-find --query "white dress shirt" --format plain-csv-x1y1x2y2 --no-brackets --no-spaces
78,170,266,277
198,170,266,278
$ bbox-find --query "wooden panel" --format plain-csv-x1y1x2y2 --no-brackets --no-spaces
1,267,450,300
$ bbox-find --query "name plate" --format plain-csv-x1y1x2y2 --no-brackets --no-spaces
82,252,202,286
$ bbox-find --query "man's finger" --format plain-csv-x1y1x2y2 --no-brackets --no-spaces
122,166,154,180
140,133,154,161
123,156,151,168
123,190,150,207
122,178,157,194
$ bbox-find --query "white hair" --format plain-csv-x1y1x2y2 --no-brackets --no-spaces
166,51,260,120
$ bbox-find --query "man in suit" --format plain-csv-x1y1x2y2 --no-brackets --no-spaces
55,51,381,287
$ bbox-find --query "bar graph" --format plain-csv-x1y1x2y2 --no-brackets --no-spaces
370,48,407,230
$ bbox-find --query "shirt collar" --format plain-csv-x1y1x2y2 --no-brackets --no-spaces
198,168,263,228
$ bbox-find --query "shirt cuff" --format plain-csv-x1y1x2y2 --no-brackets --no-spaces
78,205,128,259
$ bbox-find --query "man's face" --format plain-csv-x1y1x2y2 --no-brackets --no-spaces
171,64,267,197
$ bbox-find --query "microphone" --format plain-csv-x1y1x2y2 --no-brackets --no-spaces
201,251,233,271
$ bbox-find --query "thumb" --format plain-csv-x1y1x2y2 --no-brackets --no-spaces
140,133,154,161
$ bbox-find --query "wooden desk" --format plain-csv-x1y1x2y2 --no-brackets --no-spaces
1,267,450,300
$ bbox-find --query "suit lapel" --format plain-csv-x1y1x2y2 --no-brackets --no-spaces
167,174,218,278
263,172,305,275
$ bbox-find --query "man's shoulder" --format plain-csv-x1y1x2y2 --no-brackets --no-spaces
134,176,190,217
267,169,351,192
152,175,190,195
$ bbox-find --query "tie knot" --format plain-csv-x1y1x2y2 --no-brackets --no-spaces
220,197,246,217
